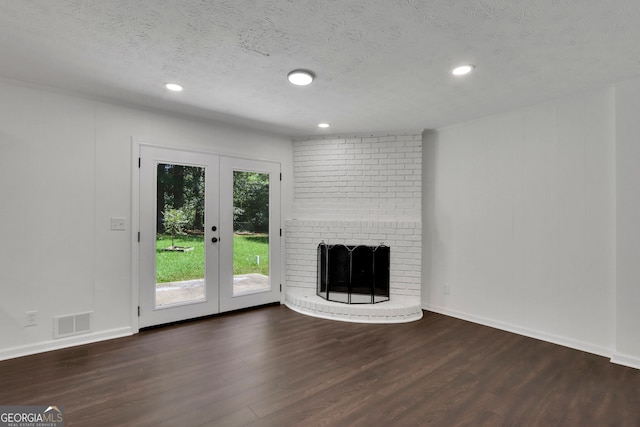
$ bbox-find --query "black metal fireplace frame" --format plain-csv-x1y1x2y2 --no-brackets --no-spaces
317,242,390,304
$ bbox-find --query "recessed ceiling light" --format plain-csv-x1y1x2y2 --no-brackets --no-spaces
164,83,183,92
318,123,330,128
288,69,315,86
452,65,475,76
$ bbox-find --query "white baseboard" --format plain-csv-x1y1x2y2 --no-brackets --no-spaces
0,327,134,361
423,303,614,360
611,352,640,370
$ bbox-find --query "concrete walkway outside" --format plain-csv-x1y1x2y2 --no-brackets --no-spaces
156,273,270,306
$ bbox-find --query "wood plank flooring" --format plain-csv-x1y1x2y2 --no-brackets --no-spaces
1,306,640,426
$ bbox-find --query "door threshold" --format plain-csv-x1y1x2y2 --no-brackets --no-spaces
139,302,281,331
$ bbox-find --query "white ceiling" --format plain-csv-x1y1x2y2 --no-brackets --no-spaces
1,0,640,137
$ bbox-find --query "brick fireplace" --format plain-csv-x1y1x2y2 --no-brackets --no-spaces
284,133,423,323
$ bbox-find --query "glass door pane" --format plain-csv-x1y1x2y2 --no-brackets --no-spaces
155,163,206,307
232,171,270,296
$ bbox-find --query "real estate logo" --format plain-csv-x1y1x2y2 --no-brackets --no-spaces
0,406,63,427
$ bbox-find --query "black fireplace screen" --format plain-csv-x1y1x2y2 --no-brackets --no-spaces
317,242,390,304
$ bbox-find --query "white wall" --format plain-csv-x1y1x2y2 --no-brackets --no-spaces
614,77,640,368
423,88,616,357
0,80,292,360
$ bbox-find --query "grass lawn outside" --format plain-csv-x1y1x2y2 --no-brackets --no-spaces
156,233,269,283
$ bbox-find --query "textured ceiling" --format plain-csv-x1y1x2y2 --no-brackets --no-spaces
1,0,639,137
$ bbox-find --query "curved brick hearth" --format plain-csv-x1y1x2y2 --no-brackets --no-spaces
285,287,423,324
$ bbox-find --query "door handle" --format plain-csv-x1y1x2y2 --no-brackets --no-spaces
211,237,219,243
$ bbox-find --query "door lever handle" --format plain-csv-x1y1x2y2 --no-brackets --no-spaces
211,237,219,243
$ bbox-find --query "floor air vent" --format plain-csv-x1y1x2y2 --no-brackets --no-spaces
54,312,92,338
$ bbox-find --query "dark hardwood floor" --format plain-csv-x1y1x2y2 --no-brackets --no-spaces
1,306,639,426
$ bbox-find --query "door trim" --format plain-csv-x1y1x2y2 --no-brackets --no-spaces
132,139,141,332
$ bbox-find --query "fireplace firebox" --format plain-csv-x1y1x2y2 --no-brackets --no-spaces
317,242,390,304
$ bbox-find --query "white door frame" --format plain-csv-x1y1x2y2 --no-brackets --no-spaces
131,141,282,331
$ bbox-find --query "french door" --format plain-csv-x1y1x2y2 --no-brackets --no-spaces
138,145,280,328
219,157,281,312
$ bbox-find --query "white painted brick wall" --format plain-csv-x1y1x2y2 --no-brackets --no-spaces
286,133,423,300
292,134,422,221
